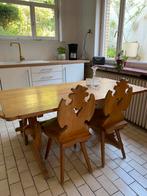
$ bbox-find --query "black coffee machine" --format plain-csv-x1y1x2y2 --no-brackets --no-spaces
68,43,78,60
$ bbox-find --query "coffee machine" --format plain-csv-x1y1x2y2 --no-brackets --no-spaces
68,44,78,60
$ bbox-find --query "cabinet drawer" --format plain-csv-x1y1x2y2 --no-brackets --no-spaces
31,71,63,82
32,79,63,87
31,65,62,73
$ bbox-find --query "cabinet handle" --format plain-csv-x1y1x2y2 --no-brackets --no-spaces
64,67,67,83
40,76,53,80
27,70,31,87
0,79,3,90
40,68,53,73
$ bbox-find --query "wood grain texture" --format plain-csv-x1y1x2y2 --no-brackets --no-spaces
42,85,95,183
0,78,146,121
89,79,134,167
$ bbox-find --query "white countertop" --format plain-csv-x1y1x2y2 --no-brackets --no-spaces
0,60,89,68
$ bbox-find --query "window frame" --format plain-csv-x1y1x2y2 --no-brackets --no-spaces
0,0,59,40
98,0,126,57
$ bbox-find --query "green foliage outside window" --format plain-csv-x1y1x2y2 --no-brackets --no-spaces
25,0,54,4
0,3,19,29
107,47,116,58
0,1,56,38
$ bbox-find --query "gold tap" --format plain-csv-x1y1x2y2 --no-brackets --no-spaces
10,42,25,61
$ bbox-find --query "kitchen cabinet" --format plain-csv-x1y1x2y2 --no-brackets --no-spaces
30,65,64,86
0,61,85,90
63,63,84,83
0,67,30,90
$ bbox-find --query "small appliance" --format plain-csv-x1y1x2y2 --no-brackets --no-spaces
68,44,78,60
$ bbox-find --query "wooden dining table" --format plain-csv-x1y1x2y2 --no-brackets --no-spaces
0,78,146,178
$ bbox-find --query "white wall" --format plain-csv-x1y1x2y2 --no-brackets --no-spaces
0,0,97,62
77,0,96,60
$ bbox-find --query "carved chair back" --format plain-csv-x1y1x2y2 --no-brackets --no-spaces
103,79,133,128
57,85,95,141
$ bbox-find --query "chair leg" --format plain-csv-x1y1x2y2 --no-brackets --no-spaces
101,130,105,167
80,142,92,173
45,138,52,159
74,144,77,150
24,134,28,145
22,119,28,145
115,129,126,159
60,145,64,184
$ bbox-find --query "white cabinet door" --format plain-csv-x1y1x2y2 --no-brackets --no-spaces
63,63,84,83
0,67,30,90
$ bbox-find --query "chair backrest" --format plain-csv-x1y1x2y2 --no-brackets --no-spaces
103,79,133,128
57,85,95,142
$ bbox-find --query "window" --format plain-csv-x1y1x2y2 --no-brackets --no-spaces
102,0,147,61
0,0,58,39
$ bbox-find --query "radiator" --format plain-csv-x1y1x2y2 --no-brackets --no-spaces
96,70,147,129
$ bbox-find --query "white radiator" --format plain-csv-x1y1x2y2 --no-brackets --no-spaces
96,71,147,129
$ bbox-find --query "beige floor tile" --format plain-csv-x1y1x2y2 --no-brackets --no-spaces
24,151,35,163
0,154,4,165
78,184,95,196
3,146,13,157
114,167,134,185
34,174,49,193
82,173,101,192
114,178,136,196
127,152,146,165
10,182,24,196
71,159,87,175
0,179,10,196
0,165,7,180
39,189,52,196
129,170,147,188
63,180,81,196
64,157,74,171
130,181,147,196
0,145,3,154
97,174,118,194
95,188,109,196
47,177,64,196
101,166,119,182
112,191,124,196
128,159,147,175
48,154,60,168
1,119,147,196
28,161,41,176
53,167,69,182
20,170,34,189
17,158,28,173
68,169,85,187
24,186,38,196
7,167,20,185
106,159,118,169
5,155,16,170
14,148,24,160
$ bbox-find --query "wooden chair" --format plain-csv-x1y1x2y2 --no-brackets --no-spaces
88,79,133,167
41,85,95,184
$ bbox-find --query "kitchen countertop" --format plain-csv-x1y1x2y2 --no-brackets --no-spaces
0,60,89,68
96,64,147,77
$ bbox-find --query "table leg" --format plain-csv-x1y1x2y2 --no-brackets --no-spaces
15,119,28,145
28,118,49,179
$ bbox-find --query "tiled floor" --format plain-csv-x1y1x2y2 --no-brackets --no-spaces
0,113,147,196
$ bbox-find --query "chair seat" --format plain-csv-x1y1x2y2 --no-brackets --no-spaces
89,108,127,134
41,117,91,145
88,108,106,128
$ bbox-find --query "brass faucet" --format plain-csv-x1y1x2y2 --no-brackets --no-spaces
10,42,25,61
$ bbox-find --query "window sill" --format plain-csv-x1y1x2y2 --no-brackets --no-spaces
0,36,58,42
106,58,147,71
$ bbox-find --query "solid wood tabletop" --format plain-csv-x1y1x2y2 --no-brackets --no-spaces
0,78,146,121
